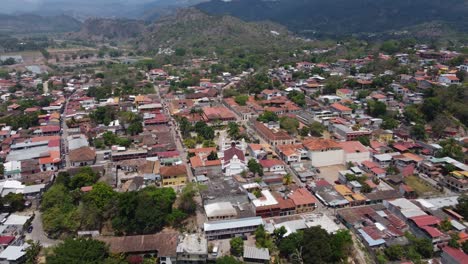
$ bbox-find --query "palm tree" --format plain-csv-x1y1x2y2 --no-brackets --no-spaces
283,173,293,186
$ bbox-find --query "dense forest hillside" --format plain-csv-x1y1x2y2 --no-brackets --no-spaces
196,0,468,37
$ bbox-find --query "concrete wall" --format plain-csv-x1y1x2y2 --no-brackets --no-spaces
309,149,344,167
344,151,370,164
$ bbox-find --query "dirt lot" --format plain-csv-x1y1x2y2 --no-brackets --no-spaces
316,164,346,184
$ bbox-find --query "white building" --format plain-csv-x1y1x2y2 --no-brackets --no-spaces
3,161,21,180
204,202,238,221
438,74,460,85
222,144,247,176
303,139,344,167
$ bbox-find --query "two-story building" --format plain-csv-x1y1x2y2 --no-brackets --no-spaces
160,165,187,186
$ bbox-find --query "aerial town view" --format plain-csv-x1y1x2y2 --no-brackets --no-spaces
0,0,467,263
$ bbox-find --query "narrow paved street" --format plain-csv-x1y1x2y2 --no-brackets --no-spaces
61,90,76,169
25,211,60,248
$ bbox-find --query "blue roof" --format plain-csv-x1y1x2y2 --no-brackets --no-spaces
358,229,386,247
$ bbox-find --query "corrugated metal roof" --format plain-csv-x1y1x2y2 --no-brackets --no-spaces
243,246,270,260
204,217,263,232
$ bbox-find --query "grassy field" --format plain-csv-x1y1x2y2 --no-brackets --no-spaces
404,175,438,196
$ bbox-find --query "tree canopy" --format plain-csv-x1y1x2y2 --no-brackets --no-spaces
47,238,111,264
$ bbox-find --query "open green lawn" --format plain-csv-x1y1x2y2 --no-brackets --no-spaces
404,175,438,196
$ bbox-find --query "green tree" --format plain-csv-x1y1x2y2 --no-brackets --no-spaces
301,226,334,263
0,163,4,178
183,138,196,149
456,194,468,219
309,121,326,137
112,187,176,235
438,138,464,162
207,151,218,161
439,218,453,232
384,245,405,261
194,121,215,140
1,193,25,212
255,225,273,250
278,231,303,257
175,48,186,56
227,122,240,139
47,238,110,264
127,121,143,136
421,97,442,121
411,124,427,140
273,226,287,243
330,229,353,261
89,106,116,126
280,117,299,135
368,100,387,117
462,240,468,254
282,173,293,186
230,237,244,256
216,256,243,264
381,116,399,129
234,95,248,106
83,182,116,211
357,136,370,146
70,172,98,190
248,159,264,176
380,40,400,54
25,240,42,264
257,111,278,123
178,183,200,215
299,126,310,137
448,233,460,248
287,90,306,107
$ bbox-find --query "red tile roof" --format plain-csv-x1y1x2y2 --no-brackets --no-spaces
442,247,468,263
371,167,386,175
338,141,368,154
303,138,340,151
0,236,15,245
420,226,444,238
259,159,284,168
362,160,379,169
203,106,236,121
160,165,187,177
69,147,96,162
337,88,352,95
223,145,245,163
410,215,440,227
289,188,317,206
330,103,352,112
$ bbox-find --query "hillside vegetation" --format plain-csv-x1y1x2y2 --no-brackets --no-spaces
75,8,310,65
196,0,468,37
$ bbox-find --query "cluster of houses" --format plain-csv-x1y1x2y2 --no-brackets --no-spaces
0,43,467,263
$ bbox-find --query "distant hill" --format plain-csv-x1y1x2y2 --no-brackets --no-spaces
139,8,301,51
76,8,304,54
1,0,209,21
77,19,147,41
0,14,81,34
196,0,468,37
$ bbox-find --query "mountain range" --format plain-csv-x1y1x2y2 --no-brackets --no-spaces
196,0,468,37
74,8,302,54
1,0,208,20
